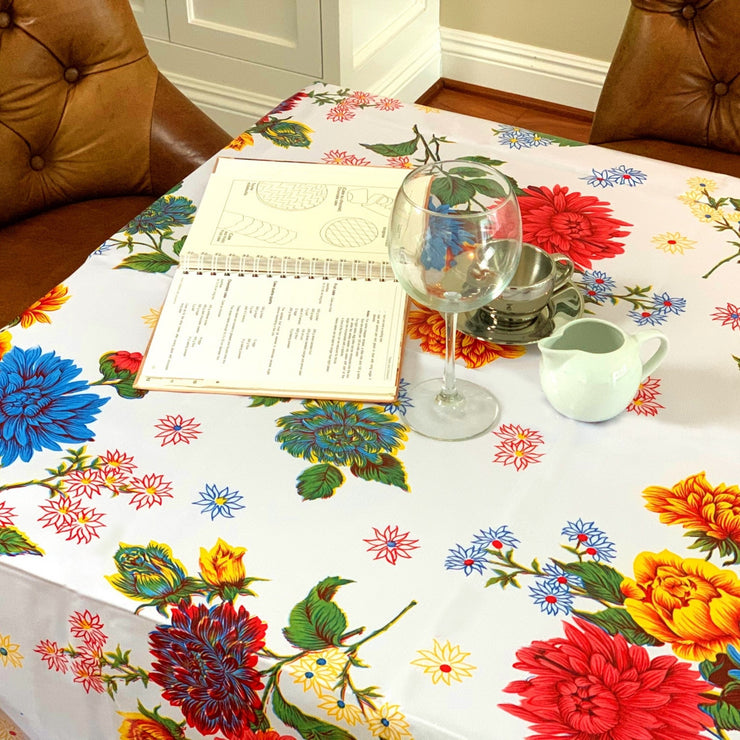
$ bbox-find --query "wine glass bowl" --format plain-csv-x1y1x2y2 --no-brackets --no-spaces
387,159,522,440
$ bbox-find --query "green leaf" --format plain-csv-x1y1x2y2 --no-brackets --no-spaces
448,166,490,178
572,607,663,646
115,251,178,273
360,135,419,157
702,699,740,731
172,236,187,256
248,395,290,407
297,464,345,500
0,527,44,557
458,155,505,167
283,576,353,650
350,454,409,491
469,177,509,199
112,377,148,400
431,175,476,206
272,684,355,739
730,197,740,211
556,560,627,604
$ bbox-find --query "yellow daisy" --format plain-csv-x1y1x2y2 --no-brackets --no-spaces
686,175,717,193
288,647,347,694
677,189,703,206
414,103,440,114
410,639,476,685
690,201,723,225
0,633,23,668
365,703,412,740
142,307,161,328
316,694,363,726
651,232,696,254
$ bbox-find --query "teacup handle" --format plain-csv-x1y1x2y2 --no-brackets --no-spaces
551,253,574,290
635,330,669,380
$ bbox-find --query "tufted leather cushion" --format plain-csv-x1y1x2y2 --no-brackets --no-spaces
0,0,232,226
0,0,234,326
589,0,740,176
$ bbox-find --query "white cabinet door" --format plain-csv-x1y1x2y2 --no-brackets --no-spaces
165,0,323,77
129,0,170,40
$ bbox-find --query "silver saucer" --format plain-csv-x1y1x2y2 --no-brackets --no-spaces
460,283,584,346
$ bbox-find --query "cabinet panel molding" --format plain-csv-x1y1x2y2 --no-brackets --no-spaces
164,0,323,77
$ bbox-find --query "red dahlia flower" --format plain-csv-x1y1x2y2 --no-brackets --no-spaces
500,618,712,739
518,185,631,269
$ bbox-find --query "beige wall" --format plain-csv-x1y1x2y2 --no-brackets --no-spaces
440,0,630,62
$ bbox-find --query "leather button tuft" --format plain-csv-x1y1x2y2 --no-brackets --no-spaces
0,11,11,27
714,81,729,96
30,155,45,171
682,4,697,19
64,67,80,83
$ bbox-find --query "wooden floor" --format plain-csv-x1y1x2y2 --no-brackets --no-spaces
416,79,594,143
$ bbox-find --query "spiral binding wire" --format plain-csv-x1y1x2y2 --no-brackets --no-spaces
181,253,396,281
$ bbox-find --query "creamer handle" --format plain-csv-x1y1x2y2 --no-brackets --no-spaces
635,330,669,380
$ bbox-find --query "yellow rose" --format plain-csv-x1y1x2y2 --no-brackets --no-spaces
621,549,740,660
118,712,181,740
199,538,246,588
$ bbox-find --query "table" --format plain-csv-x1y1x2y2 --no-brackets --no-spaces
1,82,739,740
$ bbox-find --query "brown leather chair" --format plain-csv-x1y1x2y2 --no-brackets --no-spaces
589,0,740,178
0,0,233,326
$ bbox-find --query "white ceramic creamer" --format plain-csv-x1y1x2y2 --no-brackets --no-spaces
537,318,669,422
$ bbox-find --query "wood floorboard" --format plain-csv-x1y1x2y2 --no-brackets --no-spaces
416,79,594,143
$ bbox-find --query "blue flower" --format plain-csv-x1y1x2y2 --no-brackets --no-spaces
123,195,196,236
444,544,488,575
529,579,574,616
608,165,647,186
580,270,616,294
582,532,617,563
628,309,669,326
542,562,583,590
651,292,686,316
421,198,470,270
276,400,406,467
0,346,108,467
193,483,245,520
384,378,412,416
582,169,616,188
471,525,520,550
561,518,603,544
496,126,549,150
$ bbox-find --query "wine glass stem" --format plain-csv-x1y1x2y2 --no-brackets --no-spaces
439,312,461,405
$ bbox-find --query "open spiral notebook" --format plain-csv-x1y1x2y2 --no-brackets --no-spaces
134,158,409,402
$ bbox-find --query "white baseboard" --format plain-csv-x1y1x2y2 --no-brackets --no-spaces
440,27,609,111
165,28,608,136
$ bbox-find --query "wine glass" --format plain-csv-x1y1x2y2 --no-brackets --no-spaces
387,159,522,440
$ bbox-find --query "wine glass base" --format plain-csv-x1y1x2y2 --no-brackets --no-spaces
401,378,500,441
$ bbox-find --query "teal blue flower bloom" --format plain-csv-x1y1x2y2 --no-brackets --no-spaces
123,195,196,235
106,542,200,613
0,346,108,467
276,400,406,467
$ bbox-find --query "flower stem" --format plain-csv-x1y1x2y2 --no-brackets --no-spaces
348,600,417,652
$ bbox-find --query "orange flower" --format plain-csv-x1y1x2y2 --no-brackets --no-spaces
0,331,11,360
406,302,524,368
621,549,740,660
227,132,254,150
643,472,740,542
19,284,69,328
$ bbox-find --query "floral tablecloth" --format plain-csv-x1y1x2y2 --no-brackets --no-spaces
1,83,740,740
